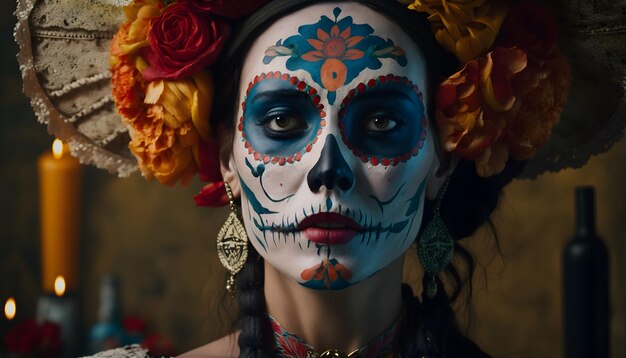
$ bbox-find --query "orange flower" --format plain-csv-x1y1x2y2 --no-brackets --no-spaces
144,71,213,140
301,25,365,92
129,120,199,186
111,24,146,122
127,71,213,186
436,47,527,176
405,0,508,62
504,53,572,160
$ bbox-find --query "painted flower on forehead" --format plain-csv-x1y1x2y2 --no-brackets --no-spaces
177,0,269,18
141,2,230,81
264,7,407,105
404,0,508,63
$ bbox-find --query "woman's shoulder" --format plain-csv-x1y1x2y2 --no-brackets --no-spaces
178,332,240,358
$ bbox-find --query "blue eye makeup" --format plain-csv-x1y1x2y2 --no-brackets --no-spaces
240,72,326,165
338,75,427,166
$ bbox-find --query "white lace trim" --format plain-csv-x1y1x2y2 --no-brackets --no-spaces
80,345,149,358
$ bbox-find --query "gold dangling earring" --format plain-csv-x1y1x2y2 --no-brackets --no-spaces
216,182,248,298
417,178,454,299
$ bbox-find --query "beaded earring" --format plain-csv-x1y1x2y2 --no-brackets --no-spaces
417,178,454,298
216,182,249,297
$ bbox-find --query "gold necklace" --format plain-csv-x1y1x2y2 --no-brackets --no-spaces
309,349,361,358
270,313,400,358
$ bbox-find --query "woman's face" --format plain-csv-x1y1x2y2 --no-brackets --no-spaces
225,2,438,290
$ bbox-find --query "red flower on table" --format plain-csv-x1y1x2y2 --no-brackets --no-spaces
301,24,365,92
4,319,62,357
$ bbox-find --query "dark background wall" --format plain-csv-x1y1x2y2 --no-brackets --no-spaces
1,1,624,356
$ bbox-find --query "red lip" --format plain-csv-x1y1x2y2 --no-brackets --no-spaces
298,212,363,245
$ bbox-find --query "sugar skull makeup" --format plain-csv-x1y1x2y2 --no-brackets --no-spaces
229,3,437,290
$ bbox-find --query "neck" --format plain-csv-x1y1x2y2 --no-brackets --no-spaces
264,256,404,354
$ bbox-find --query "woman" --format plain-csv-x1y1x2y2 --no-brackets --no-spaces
17,0,573,356
175,0,557,356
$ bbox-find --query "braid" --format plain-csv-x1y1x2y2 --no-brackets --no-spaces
237,248,272,358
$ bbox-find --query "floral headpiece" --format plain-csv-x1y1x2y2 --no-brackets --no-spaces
402,0,571,177
109,0,572,206
24,0,623,209
110,0,270,207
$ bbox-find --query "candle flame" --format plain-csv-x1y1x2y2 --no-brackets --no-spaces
52,139,64,159
4,297,16,320
54,276,66,297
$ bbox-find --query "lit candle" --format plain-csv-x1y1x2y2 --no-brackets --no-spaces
37,276,80,357
38,139,81,293
4,297,16,320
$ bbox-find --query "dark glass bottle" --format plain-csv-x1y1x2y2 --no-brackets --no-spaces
563,187,609,358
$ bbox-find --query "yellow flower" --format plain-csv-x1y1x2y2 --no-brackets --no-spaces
110,1,216,186
144,71,213,140
405,0,508,62
120,0,162,55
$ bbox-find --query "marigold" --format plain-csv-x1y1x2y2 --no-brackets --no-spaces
504,53,572,160
405,0,508,62
436,47,527,172
110,0,215,186
111,23,145,122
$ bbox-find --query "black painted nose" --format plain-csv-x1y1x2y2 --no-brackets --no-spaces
307,135,354,192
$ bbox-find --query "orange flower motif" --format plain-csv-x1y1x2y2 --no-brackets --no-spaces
436,47,527,177
301,25,365,92
300,258,352,289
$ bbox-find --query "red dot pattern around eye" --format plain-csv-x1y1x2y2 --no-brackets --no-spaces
237,71,326,165
338,74,428,167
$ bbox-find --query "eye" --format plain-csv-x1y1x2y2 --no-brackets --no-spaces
364,114,399,132
263,109,308,138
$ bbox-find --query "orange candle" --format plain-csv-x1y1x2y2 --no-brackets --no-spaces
38,139,81,293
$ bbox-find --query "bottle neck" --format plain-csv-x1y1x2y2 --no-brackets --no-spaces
575,187,596,238
98,276,121,324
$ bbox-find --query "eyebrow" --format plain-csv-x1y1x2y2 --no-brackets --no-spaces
251,89,310,103
346,87,415,104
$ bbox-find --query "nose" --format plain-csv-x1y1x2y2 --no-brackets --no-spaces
307,135,354,193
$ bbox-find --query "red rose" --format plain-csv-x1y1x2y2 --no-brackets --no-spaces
178,0,269,18
502,2,559,60
141,2,231,81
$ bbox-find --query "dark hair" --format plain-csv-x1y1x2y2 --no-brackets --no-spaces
214,1,525,356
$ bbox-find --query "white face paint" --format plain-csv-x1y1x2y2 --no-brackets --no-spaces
231,3,436,290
